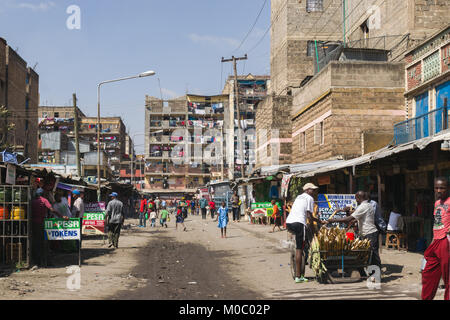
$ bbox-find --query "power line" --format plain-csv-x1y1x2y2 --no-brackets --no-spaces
231,0,268,54
247,0,289,54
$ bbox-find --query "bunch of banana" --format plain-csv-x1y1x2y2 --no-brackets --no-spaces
309,235,327,277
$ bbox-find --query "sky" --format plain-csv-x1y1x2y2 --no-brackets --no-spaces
0,0,271,153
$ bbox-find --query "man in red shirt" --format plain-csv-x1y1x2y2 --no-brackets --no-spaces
422,177,450,300
31,188,67,267
209,199,216,219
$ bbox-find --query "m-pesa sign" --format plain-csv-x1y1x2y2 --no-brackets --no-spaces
82,202,106,235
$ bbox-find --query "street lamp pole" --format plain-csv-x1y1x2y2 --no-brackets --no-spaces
96,70,156,201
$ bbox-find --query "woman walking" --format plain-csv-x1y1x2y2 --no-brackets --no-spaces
216,201,229,238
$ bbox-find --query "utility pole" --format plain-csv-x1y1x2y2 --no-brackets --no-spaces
221,54,248,216
73,93,81,177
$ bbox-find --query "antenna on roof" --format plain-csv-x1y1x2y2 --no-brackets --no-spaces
33,62,38,70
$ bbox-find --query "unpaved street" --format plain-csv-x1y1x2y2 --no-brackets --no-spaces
0,214,445,300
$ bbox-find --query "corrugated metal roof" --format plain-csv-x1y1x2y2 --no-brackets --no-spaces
295,129,450,178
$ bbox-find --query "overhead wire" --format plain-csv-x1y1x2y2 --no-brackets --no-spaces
231,0,268,54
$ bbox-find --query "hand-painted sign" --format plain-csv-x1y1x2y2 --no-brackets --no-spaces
82,202,106,235
317,194,357,228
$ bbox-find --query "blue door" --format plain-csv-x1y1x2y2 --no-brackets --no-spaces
436,81,449,134
415,92,429,139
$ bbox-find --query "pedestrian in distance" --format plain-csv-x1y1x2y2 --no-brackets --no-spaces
200,197,207,220
209,199,216,219
216,201,229,238
421,177,449,300
175,205,187,231
270,199,283,233
149,210,157,228
231,191,240,222
105,192,124,249
159,206,169,228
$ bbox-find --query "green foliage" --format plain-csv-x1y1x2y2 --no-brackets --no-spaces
288,177,302,201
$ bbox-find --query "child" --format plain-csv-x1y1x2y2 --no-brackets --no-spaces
150,210,157,228
270,199,283,233
159,206,169,228
216,201,229,238
175,206,187,231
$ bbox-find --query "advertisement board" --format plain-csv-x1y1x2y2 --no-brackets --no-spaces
45,218,81,240
82,202,106,235
317,194,357,228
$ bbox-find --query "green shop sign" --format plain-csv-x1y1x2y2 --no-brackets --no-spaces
44,218,81,240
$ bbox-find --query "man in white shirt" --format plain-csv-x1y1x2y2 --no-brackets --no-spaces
324,191,381,268
286,183,322,283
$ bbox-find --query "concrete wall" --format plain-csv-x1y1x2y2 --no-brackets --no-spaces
291,61,405,163
255,94,293,168
0,39,39,162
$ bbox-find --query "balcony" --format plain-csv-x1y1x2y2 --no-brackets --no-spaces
394,107,449,145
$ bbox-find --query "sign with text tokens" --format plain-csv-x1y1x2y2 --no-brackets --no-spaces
45,218,81,240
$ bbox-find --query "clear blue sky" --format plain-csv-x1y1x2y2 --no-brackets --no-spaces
0,0,270,153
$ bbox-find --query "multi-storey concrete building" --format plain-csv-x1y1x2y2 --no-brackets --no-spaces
0,38,39,163
395,25,450,145
254,0,450,172
144,94,228,197
222,74,270,179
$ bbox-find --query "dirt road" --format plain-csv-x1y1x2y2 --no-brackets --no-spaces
0,214,445,300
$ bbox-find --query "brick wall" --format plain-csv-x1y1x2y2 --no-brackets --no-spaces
407,62,422,90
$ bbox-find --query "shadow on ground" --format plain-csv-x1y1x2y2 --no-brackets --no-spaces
112,233,261,300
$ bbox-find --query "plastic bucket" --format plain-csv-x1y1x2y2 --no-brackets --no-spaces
0,206,10,219
346,232,355,241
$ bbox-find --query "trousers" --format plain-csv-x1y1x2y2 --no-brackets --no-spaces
232,207,240,221
108,223,122,248
421,237,449,300
361,231,381,268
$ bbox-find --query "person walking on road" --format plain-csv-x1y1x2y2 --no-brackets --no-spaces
105,192,124,249
149,210,157,228
231,191,240,222
175,205,187,231
270,199,283,233
209,199,216,219
422,177,449,300
200,197,207,220
159,206,169,228
216,201,229,238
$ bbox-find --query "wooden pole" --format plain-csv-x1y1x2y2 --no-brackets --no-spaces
73,93,81,177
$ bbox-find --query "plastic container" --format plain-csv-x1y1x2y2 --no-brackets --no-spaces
0,189,12,203
12,189,28,203
0,206,10,219
346,232,355,241
12,207,26,220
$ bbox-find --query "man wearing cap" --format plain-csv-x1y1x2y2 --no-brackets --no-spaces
105,192,124,249
286,183,323,283
31,188,68,267
71,189,85,219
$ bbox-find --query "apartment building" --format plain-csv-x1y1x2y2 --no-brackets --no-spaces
222,74,270,179
144,94,228,196
0,38,39,163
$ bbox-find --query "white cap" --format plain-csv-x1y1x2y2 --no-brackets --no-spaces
303,183,319,191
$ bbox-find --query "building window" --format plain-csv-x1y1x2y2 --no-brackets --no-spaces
314,122,323,145
54,112,59,118
320,121,324,145
300,132,306,151
42,112,48,118
306,0,323,12
65,112,71,118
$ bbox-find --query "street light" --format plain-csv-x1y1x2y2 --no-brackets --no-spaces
97,70,156,201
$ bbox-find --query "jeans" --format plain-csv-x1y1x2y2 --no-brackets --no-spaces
139,212,146,227
151,218,156,227
108,223,122,248
201,208,207,219
210,208,215,219
232,207,240,221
